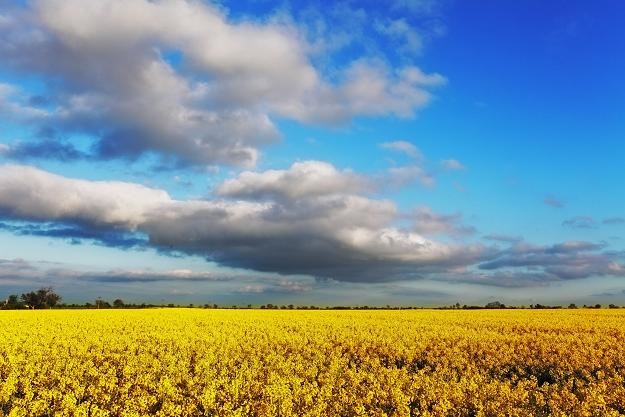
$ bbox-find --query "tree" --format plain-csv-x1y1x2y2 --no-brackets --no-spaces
485,301,505,309
2,294,23,310
21,287,61,309
44,289,61,308
113,299,125,308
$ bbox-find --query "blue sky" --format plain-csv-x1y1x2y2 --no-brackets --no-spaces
0,0,623,306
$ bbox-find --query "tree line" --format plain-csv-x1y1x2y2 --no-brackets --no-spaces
2,289,622,310
2,287,61,309
1,288,127,310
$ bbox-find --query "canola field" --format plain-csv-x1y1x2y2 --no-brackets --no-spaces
1,309,625,417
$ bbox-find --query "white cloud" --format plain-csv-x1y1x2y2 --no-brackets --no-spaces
375,18,424,55
0,165,170,228
441,158,465,170
216,160,371,200
380,140,423,159
0,0,446,167
386,165,435,187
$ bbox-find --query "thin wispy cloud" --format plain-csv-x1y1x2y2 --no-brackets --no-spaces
441,159,465,170
544,196,565,208
380,141,424,159
482,234,523,244
562,216,598,229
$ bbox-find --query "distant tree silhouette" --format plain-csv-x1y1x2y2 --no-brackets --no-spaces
485,301,505,309
21,287,61,309
1,294,23,310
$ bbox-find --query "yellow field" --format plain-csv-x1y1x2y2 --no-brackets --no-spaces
1,309,625,417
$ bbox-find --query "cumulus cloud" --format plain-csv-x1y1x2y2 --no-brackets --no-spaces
0,165,170,228
3,164,619,288
0,163,487,282
0,0,445,167
216,160,371,200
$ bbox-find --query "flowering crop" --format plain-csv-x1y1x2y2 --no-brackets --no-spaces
1,309,624,416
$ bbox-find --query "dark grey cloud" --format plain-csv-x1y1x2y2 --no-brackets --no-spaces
562,216,597,229
445,270,555,288
546,241,606,253
477,241,625,282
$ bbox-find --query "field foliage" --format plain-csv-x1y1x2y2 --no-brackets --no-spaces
1,309,625,416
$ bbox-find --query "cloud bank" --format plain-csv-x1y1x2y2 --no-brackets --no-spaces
1,163,623,287
0,164,486,282
0,0,446,168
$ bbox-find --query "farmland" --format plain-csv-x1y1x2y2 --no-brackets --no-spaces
1,309,624,416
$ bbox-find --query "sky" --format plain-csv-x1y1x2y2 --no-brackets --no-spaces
0,0,624,306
